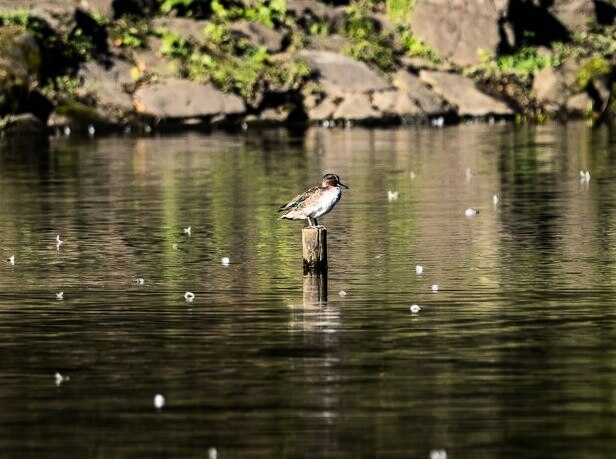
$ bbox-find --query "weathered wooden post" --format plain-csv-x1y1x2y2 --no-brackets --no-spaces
302,226,327,273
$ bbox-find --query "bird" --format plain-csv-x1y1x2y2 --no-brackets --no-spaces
278,173,348,227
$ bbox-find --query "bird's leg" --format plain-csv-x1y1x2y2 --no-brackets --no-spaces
313,218,318,227
308,217,317,227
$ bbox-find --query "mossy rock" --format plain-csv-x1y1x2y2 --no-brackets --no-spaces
52,101,106,129
0,26,41,113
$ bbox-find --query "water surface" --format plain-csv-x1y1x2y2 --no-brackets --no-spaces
2,123,616,458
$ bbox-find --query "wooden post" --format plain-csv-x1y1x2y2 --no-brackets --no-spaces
302,226,327,273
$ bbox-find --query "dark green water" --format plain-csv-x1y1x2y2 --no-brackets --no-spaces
2,123,616,458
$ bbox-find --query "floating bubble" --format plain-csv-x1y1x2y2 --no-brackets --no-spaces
387,190,400,201
154,394,165,409
430,449,447,459
410,304,421,314
415,265,423,275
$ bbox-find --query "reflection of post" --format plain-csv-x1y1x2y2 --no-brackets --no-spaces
302,226,327,273
303,270,328,307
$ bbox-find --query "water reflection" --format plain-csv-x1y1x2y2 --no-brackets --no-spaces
2,123,616,457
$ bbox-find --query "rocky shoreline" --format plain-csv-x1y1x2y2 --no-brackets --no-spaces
0,0,614,138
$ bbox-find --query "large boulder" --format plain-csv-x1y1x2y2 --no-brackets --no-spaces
79,58,135,117
547,0,596,34
133,78,246,119
409,0,598,66
297,50,391,96
392,70,452,116
419,70,513,117
371,90,423,118
531,66,568,110
410,0,508,66
531,57,613,118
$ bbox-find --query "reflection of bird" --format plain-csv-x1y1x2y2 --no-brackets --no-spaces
278,173,348,227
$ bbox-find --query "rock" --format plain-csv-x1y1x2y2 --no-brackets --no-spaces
79,58,135,113
79,0,114,19
333,93,380,120
49,101,111,132
371,90,422,118
547,0,596,34
0,27,40,86
410,0,508,66
297,50,391,96
420,70,513,117
0,27,41,113
151,17,209,45
1,113,46,137
308,96,337,120
286,0,346,33
307,34,351,53
566,92,592,115
531,66,568,110
132,36,181,78
392,70,451,116
229,20,288,53
133,78,246,119
246,106,294,124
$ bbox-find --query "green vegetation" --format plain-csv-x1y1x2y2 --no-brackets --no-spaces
157,23,310,105
476,46,557,84
0,10,95,70
109,18,149,48
398,24,439,61
386,0,415,22
576,55,611,89
342,3,395,70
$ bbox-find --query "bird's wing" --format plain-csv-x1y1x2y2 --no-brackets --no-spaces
278,186,320,212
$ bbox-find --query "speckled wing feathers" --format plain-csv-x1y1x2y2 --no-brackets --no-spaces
278,186,320,212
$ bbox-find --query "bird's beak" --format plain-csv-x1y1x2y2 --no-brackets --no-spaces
340,182,349,189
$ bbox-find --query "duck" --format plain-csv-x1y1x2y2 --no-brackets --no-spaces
278,173,348,227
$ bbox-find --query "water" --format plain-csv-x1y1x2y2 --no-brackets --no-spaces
1,123,616,458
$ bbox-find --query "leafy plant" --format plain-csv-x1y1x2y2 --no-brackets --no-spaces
342,40,394,71
109,18,149,48
159,31,192,59
398,24,439,61
243,0,286,28
576,55,611,89
342,2,396,70
475,46,556,85
386,0,415,22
